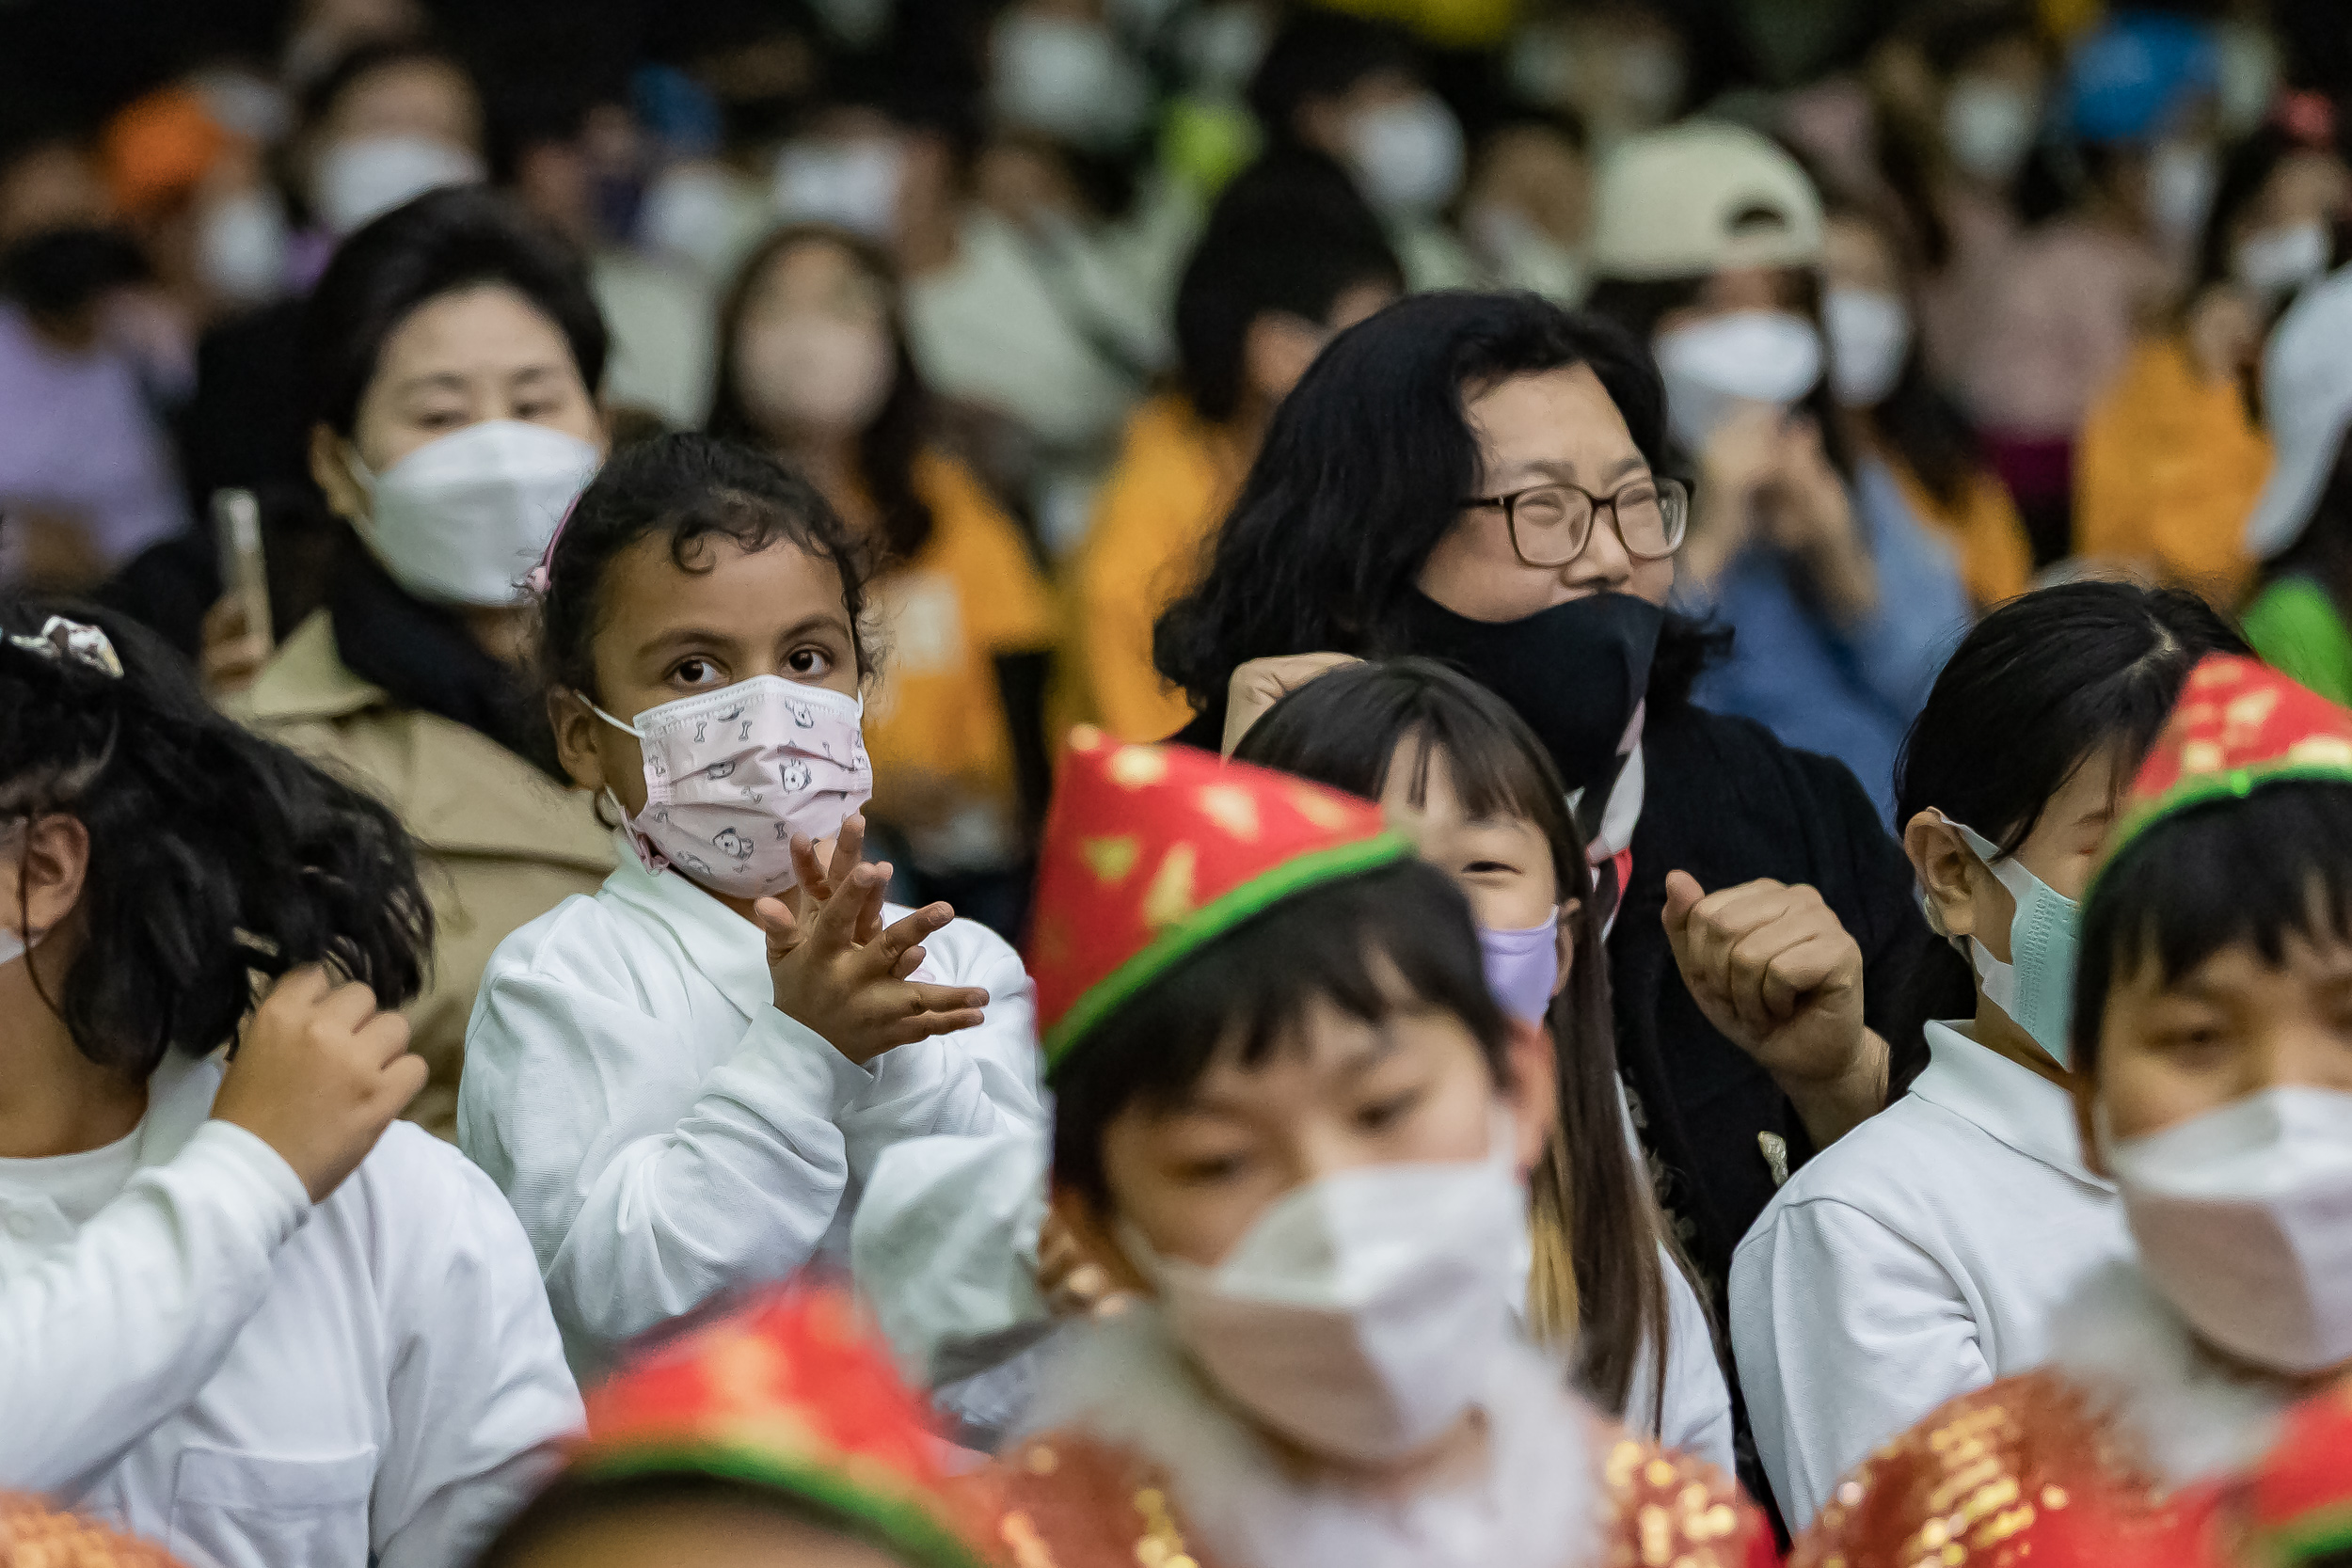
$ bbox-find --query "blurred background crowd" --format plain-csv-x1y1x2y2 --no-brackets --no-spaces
4,0,2351,936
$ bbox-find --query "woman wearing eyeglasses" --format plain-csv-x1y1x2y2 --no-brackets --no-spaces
1152,288,1931,1402
1584,125,1975,829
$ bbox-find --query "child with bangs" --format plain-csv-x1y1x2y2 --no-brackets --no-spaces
1230,657,1727,1467
961,731,1770,1568
1791,654,2352,1568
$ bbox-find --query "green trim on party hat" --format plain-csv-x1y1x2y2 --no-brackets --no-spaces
574,1442,989,1568
1043,831,1417,1076
2096,755,2352,895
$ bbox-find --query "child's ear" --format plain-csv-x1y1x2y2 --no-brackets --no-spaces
549,689,612,796
1502,1021,1560,1178
1903,809,1979,940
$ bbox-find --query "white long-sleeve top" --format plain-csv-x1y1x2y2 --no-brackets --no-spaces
1729,1021,2134,1528
459,837,1044,1371
0,1051,580,1568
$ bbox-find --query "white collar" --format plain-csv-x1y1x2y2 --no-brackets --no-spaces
598,831,772,1023
1913,1022,2109,1189
1024,1307,1600,1568
2045,1259,2295,1488
0,1049,223,1198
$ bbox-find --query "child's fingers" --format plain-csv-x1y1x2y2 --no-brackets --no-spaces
825,815,866,892
788,834,830,903
754,895,802,959
865,902,955,975
884,1006,989,1047
855,860,892,946
810,865,881,955
902,981,992,1017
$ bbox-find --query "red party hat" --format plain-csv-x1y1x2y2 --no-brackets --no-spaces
573,1285,991,1568
2105,656,2352,868
1028,728,1411,1070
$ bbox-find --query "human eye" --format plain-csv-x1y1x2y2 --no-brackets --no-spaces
1168,1147,1255,1187
785,644,838,680
1462,858,1518,878
1355,1085,1424,1133
668,656,729,689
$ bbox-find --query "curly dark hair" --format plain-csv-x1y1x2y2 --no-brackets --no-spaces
0,598,432,1078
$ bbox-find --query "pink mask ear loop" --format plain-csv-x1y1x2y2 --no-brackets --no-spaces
522,495,581,596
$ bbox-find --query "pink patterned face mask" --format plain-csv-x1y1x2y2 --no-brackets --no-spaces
591,675,872,898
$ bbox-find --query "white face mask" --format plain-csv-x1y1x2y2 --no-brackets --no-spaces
771,140,905,244
1470,204,1588,303
1945,818,2079,1067
2105,1087,2352,1374
1943,77,2039,184
2150,141,2220,245
1179,1,1272,94
311,134,485,236
738,316,896,436
1346,94,1466,218
1823,285,1913,409
1120,1116,1524,1464
1654,309,1823,454
2233,219,2331,300
991,13,1151,152
643,163,757,275
198,187,291,306
349,420,602,606
1614,38,1687,127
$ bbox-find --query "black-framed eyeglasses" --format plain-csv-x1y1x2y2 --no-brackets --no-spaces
1465,475,1691,568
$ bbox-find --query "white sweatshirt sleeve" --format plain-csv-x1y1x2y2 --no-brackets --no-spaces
838,921,1045,1183
368,1132,583,1568
0,1122,310,1496
461,966,871,1360
1731,1196,1990,1528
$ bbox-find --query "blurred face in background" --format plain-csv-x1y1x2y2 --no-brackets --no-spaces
1937,33,2047,188
306,56,486,235
2226,149,2351,299
1242,276,1396,413
1821,214,1916,411
732,235,898,448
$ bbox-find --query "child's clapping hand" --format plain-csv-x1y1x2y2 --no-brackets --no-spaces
755,821,990,1066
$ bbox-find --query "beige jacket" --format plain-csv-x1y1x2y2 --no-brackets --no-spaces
231,612,613,1139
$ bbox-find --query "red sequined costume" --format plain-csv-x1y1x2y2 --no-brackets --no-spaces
971,1423,1775,1568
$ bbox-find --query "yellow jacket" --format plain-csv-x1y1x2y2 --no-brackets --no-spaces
864,451,1057,801
231,612,613,1139
2074,336,2271,600
1069,394,1247,743
1887,457,2035,610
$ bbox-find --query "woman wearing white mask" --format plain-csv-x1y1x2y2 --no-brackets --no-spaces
1732,581,2249,1529
1821,201,2032,610
1242,12,1477,292
2077,103,2350,596
707,224,1056,934
1791,651,2352,1566
230,187,614,1139
1586,122,1971,826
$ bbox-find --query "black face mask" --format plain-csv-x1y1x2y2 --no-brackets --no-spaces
1400,589,1664,804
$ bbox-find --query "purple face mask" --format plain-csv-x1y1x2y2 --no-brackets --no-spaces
1479,912,1561,1025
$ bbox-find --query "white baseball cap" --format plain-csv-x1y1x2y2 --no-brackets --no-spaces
2246,266,2352,561
1590,121,1825,282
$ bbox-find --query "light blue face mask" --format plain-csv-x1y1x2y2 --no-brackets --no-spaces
1949,819,2080,1067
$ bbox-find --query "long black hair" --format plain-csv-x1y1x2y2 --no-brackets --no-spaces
706,223,940,565
0,598,430,1080
1232,657,1687,1430
1888,581,2248,1049
1152,291,1723,726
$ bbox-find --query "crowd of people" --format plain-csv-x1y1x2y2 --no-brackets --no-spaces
5,0,2352,1565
